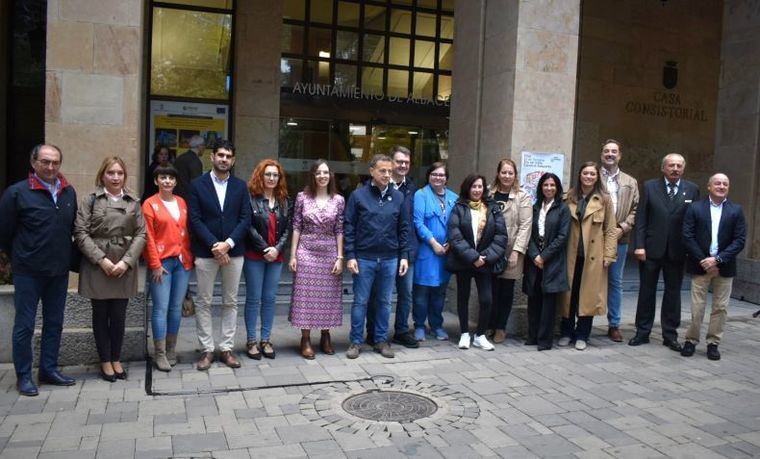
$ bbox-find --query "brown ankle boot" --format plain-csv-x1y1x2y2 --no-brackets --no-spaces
301,336,315,360
320,331,335,355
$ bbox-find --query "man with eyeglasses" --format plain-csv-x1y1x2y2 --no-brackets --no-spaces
366,146,419,349
345,154,410,359
0,144,78,396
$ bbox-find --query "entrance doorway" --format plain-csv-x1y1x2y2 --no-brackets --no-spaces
278,117,448,196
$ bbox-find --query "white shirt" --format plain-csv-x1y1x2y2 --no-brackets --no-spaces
538,200,552,238
209,171,236,249
470,208,482,245
602,167,620,214
161,198,180,221
665,178,680,196
709,198,725,257
34,174,60,204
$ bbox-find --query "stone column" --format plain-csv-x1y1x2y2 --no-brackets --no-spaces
447,0,581,335
44,0,146,364
716,0,760,301
233,1,283,178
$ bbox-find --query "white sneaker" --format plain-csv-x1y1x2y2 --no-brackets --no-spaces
472,334,495,351
458,333,471,349
575,340,587,351
557,336,572,347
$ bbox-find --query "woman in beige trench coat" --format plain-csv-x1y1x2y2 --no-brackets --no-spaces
74,157,146,381
487,159,533,343
558,161,617,350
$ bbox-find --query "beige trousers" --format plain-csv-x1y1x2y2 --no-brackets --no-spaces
686,273,733,345
194,256,244,352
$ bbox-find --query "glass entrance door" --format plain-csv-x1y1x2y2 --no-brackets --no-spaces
279,117,448,197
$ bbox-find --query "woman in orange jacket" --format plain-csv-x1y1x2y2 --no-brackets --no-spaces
142,165,193,371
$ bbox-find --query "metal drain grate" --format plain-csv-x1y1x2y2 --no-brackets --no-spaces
342,390,438,422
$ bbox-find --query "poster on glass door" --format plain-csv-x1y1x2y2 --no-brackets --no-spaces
148,100,229,172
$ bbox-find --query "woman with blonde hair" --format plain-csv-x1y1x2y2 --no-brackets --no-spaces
487,158,533,343
243,159,292,360
75,156,146,381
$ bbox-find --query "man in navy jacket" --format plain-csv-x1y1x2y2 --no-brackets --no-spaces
345,154,409,359
188,140,251,370
366,146,418,348
0,144,78,396
681,173,746,360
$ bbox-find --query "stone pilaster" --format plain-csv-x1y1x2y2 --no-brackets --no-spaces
233,1,283,179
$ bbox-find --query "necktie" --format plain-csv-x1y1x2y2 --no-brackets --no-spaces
667,183,676,199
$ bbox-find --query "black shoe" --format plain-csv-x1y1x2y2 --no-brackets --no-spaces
537,345,552,351
100,369,116,383
16,375,39,397
628,334,650,346
681,341,695,357
392,332,419,348
525,339,537,346
39,370,76,386
114,370,127,380
663,338,683,352
707,344,721,361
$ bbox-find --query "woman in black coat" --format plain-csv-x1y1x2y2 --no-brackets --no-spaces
447,174,507,351
523,172,570,351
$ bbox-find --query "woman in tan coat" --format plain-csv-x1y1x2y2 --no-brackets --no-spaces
487,159,532,343
558,161,617,350
74,157,146,381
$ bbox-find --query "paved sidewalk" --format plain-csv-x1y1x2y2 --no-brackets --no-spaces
1,291,760,458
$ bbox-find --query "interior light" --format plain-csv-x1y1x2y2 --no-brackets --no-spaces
408,131,419,135
286,118,298,126
319,51,330,58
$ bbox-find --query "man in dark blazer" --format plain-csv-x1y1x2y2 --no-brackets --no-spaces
681,173,745,360
188,140,251,371
629,153,699,350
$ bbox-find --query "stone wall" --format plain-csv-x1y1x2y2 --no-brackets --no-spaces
44,0,144,199
574,0,722,189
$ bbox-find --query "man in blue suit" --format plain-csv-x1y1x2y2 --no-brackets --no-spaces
681,173,746,360
188,140,251,370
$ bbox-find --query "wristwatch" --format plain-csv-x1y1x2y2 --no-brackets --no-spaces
715,255,723,265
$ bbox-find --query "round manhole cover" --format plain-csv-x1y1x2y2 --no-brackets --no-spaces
342,390,438,422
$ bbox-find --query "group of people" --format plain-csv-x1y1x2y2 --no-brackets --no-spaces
0,137,747,398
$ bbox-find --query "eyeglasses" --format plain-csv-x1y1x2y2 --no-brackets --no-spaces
430,173,447,178
264,172,280,178
37,159,61,167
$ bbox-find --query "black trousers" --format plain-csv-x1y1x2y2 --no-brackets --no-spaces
634,257,683,341
489,277,516,331
560,257,593,341
455,271,492,335
91,298,128,362
526,269,558,348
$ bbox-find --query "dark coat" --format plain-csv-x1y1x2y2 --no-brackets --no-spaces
174,149,203,199
635,178,699,261
247,194,293,255
394,177,418,262
523,199,571,294
683,197,746,277
344,182,409,261
188,172,252,258
0,173,77,276
445,199,507,273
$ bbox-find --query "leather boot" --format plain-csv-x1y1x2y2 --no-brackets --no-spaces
320,330,335,355
301,331,315,360
165,334,178,366
153,339,171,372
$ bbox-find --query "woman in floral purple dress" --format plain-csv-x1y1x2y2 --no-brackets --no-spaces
289,159,345,359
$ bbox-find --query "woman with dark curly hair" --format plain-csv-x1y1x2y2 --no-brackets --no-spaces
243,159,292,360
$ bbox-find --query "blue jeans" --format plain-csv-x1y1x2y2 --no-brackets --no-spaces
350,257,397,344
367,264,414,337
149,257,191,340
412,284,446,331
606,244,628,328
243,259,283,342
12,273,68,377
